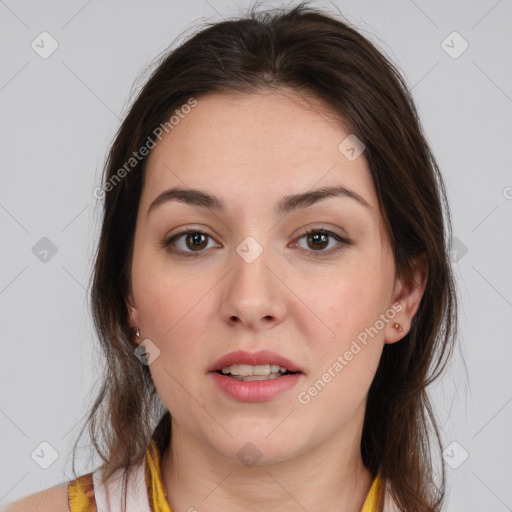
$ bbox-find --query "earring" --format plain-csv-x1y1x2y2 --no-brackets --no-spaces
392,322,404,332
128,305,140,338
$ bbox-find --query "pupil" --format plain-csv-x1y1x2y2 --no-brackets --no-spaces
309,232,327,250
187,233,207,250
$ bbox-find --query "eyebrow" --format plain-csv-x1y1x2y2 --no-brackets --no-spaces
147,185,372,217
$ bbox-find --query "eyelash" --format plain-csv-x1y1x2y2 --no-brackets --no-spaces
160,227,350,258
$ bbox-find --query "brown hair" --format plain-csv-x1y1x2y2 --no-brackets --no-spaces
72,3,458,511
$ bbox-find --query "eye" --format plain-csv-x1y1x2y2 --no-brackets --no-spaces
161,226,350,258
292,227,349,256
161,229,219,257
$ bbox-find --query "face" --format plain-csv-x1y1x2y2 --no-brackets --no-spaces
128,89,419,465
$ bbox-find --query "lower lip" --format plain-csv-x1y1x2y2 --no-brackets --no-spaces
209,372,303,402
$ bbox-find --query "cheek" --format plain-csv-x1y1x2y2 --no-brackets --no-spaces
138,272,212,422
131,260,207,404
139,276,208,361
295,276,386,422
295,263,388,346
133,243,207,335
290,261,390,406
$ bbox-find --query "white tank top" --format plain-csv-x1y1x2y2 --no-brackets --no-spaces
91,453,152,512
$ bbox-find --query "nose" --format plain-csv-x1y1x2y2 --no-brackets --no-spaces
220,241,286,331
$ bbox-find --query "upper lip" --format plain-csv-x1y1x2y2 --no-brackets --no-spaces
209,350,303,373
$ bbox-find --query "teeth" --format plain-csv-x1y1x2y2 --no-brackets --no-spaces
230,374,281,381
220,364,288,376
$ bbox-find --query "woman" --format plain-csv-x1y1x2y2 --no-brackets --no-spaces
4,2,458,511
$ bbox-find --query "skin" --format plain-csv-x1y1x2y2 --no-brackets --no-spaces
127,88,427,512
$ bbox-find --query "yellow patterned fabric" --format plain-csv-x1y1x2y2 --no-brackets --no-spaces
67,473,97,511
360,470,383,512
68,438,383,512
145,438,172,512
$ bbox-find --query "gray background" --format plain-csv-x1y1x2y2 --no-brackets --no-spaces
0,0,511,510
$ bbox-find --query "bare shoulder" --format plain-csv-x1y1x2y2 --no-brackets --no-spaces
1,481,69,512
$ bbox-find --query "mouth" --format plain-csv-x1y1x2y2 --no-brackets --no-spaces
208,349,304,402
216,363,300,381
208,349,304,376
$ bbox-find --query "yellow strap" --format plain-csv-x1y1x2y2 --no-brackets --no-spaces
146,438,172,512
68,473,97,512
360,472,383,512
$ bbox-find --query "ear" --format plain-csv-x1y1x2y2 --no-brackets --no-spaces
126,294,141,343
385,252,428,345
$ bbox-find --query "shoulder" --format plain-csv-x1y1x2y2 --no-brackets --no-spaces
1,481,70,512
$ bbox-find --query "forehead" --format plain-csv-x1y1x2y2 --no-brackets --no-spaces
142,89,379,219
148,88,354,165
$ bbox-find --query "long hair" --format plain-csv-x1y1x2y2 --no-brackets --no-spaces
71,3,459,511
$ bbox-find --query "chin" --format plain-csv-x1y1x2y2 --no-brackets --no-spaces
212,432,307,467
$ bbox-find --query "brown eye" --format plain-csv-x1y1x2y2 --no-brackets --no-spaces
306,231,329,251
184,232,208,251
294,228,349,256
162,230,219,257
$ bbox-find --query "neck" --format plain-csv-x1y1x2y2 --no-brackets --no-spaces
160,421,374,512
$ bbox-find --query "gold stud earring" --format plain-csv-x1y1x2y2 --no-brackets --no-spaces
393,322,404,332
134,327,141,338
